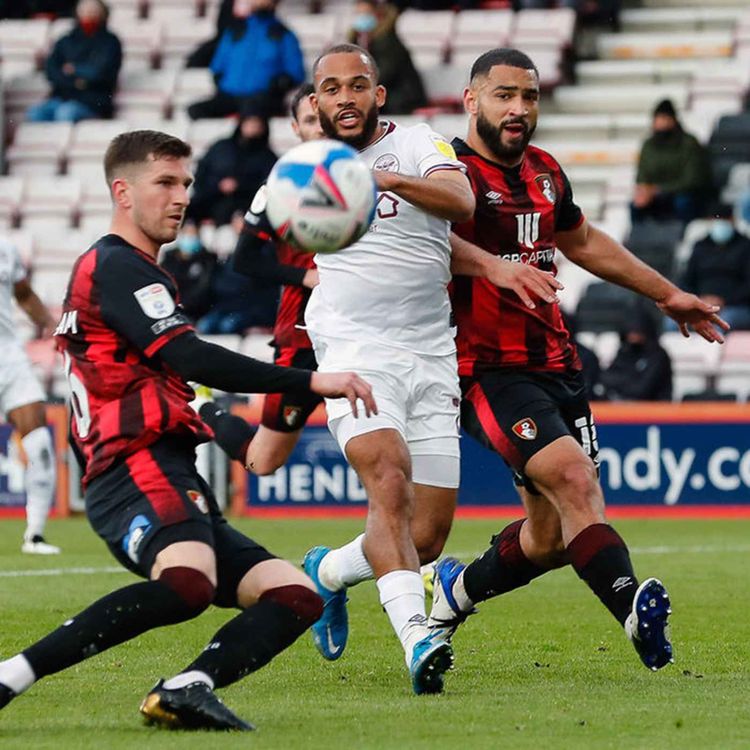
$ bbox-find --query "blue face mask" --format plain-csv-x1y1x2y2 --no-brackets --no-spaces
178,235,201,254
710,220,734,245
353,13,377,32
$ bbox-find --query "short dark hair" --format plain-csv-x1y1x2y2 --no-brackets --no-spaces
470,48,538,83
312,43,380,83
104,130,192,184
290,82,315,120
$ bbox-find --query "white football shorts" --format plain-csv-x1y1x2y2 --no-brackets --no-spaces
0,343,46,416
309,333,461,488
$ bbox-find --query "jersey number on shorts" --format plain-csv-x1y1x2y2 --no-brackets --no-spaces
63,351,91,438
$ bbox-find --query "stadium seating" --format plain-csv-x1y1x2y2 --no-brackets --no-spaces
716,331,750,401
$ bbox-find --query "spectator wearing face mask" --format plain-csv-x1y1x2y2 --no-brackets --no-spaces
601,304,672,401
159,221,218,322
631,99,711,225
187,104,277,227
681,204,750,330
346,0,427,114
26,0,121,122
187,0,304,119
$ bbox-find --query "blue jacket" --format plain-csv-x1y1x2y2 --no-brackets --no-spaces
210,13,304,98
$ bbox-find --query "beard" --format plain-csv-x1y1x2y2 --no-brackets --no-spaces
476,110,535,164
318,101,380,151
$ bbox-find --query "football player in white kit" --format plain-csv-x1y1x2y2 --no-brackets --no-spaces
0,237,59,554
301,43,476,695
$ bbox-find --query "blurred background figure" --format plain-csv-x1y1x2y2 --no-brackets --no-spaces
564,312,603,401
187,105,277,227
347,0,427,114
601,304,672,401
186,0,234,68
26,0,121,122
631,99,710,225
681,204,750,331
197,212,280,334
159,221,218,323
187,0,304,119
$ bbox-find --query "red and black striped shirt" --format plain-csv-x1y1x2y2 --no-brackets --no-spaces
451,139,584,377
272,241,315,349
55,234,211,485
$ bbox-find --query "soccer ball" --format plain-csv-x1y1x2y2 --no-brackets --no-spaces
265,139,377,254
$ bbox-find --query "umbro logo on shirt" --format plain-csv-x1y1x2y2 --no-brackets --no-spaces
485,191,503,205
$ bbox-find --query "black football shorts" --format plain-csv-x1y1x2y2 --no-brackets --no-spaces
261,346,322,432
85,435,275,607
461,368,600,493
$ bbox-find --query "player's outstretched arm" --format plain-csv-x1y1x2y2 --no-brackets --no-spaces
555,220,729,343
159,332,375,415
14,279,55,336
373,169,475,223
450,232,562,309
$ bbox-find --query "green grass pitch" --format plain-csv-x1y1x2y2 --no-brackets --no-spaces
1,516,749,749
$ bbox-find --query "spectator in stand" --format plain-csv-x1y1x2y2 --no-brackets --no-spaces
188,105,277,227
346,0,427,114
681,204,750,331
601,305,672,401
563,311,602,401
186,0,234,69
26,0,121,122
187,0,304,119
159,221,218,323
197,212,280,334
631,99,710,225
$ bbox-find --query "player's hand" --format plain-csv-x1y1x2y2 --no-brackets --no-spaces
656,290,730,343
486,258,563,309
302,269,319,288
372,169,399,192
310,372,378,418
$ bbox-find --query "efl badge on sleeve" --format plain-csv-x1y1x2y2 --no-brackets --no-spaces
133,283,176,319
512,418,538,441
187,489,209,514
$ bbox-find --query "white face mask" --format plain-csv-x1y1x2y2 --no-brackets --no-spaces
710,220,734,245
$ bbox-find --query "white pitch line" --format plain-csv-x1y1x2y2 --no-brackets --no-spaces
2,543,749,579
0,566,125,578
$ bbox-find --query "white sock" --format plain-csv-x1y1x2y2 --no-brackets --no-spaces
318,534,374,591
22,427,56,540
377,570,428,663
0,654,36,695
452,569,475,612
162,670,214,691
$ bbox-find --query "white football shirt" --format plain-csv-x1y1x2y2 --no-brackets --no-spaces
0,239,26,343
305,121,464,355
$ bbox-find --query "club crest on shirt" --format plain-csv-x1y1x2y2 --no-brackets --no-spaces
512,418,538,441
535,174,556,204
373,153,400,172
283,405,303,428
187,489,209,514
133,283,175,319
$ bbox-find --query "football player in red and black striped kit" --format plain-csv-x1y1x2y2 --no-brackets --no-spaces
199,84,328,476
0,130,376,731
429,49,729,671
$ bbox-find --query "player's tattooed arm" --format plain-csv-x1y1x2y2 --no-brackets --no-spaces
556,219,729,343
449,232,562,309
372,169,475,223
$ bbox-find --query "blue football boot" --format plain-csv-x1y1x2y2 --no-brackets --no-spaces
625,577,673,671
303,546,349,660
409,631,454,695
427,557,476,641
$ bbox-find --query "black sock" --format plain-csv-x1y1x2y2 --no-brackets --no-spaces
463,519,548,604
23,580,202,680
184,585,323,689
199,403,256,463
567,523,638,626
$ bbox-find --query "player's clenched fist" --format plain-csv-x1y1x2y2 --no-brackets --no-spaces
310,372,378,418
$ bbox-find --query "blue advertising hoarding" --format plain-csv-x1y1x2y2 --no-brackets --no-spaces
233,403,750,512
